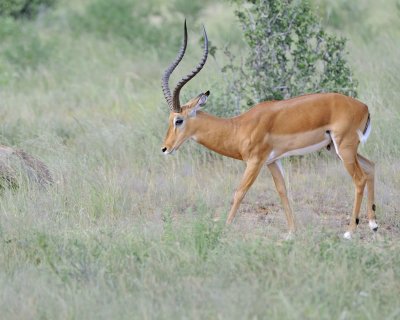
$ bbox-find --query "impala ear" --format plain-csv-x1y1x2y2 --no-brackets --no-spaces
198,92,209,106
189,91,209,117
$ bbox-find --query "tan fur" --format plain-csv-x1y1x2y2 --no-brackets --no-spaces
162,92,376,236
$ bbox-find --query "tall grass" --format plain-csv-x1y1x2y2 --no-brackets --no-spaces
0,0,399,319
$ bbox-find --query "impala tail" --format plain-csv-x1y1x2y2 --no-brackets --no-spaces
357,112,371,144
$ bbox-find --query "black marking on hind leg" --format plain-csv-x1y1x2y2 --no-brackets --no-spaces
325,131,332,151
372,204,376,211
356,218,359,225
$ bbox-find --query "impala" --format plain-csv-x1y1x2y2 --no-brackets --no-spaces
161,21,377,239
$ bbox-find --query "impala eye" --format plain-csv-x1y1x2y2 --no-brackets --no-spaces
175,118,184,126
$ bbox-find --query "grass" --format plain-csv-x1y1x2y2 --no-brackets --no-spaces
0,0,400,319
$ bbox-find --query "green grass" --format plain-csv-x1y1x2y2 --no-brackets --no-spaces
0,0,400,319
1,216,400,319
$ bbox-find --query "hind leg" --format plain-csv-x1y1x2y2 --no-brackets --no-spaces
334,138,367,239
357,154,378,231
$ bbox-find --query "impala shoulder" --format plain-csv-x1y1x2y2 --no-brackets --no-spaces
250,101,280,115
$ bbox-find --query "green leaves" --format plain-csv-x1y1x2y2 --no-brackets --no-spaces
219,0,358,114
0,0,57,19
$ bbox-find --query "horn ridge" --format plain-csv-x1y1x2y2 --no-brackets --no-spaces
161,20,188,111
171,24,209,113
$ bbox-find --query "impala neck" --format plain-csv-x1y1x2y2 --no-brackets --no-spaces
191,111,242,160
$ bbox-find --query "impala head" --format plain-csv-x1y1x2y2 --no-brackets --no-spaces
161,20,209,155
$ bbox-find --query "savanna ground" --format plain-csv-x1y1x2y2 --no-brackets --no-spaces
0,0,400,319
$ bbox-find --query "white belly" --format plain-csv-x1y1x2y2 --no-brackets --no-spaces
266,135,331,164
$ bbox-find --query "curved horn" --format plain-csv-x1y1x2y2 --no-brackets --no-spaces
161,20,188,111
172,25,208,113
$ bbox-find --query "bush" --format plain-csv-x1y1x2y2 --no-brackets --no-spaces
0,0,57,19
217,0,358,114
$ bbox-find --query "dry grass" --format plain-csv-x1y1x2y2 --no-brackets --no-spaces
0,145,53,189
0,0,399,319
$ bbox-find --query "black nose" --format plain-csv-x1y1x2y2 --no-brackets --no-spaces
161,147,167,153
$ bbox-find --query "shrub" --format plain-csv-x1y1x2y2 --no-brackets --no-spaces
0,0,57,19
217,0,358,114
